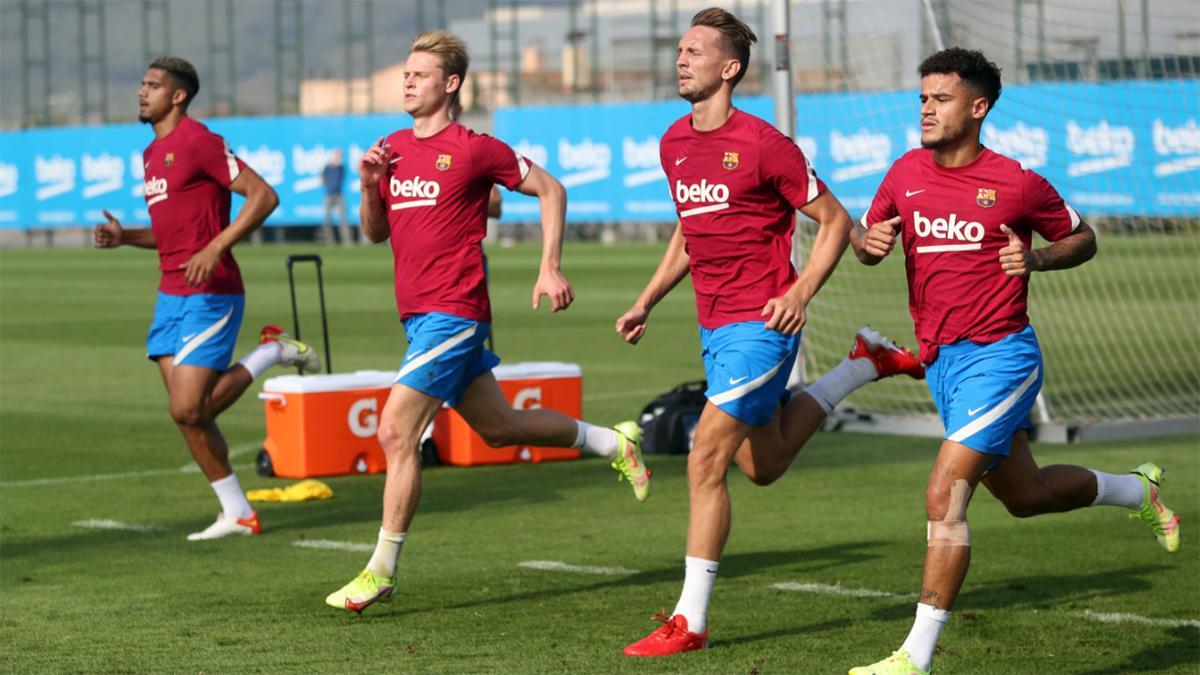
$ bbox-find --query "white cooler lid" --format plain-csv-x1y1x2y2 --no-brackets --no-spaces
261,363,580,394
493,362,581,380
262,370,395,393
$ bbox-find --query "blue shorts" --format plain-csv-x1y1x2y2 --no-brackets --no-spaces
145,292,245,371
926,325,1044,456
395,312,500,407
700,321,799,426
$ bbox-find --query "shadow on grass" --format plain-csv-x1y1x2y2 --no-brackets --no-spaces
1078,624,1200,674
376,542,893,618
713,618,854,649
868,564,1172,622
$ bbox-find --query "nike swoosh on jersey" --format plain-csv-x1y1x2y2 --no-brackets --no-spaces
905,189,926,197
389,156,403,164
675,156,687,166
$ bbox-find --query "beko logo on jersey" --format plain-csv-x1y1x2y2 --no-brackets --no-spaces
389,175,440,210
674,179,731,218
144,176,169,206
913,211,984,254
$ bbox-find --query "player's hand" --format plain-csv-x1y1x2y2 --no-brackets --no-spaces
93,210,123,248
615,305,649,345
532,267,574,312
862,216,901,258
761,290,807,335
180,244,222,287
998,224,1033,278
359,136,391,188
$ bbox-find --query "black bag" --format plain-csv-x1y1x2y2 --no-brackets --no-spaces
638,380,707,454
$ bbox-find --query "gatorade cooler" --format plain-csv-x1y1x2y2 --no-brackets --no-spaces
433,362,583,466
258,362,583,477
258,370,395,478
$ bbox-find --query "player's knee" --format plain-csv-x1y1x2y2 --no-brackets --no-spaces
169,401,211,427
925,477,972,522
687,445,728,487
376,421,416,457
741,461,784,487
476,417,521,448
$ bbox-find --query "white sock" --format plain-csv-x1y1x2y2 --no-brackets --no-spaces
210,473,254,519
572,421,619,458
237,342,283,379
900,603,951,672
1090,470,1146,509
366,528,407,578
802,356,879,413
671,556,719,634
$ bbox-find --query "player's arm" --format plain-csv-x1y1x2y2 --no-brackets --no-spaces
762,191,853,335
181,165,279,287
93,209,156,249
615,222,689,345
849,215,902,265
487,186,502,219
359,136,391,244
999,222,1097,278
513,162,573,312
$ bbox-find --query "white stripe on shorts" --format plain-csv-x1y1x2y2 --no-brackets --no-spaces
394,324,478,382
946,365,1040,443
173,306,235,364
708,351,792,407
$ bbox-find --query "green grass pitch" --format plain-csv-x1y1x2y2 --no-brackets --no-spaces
1,242,1196,673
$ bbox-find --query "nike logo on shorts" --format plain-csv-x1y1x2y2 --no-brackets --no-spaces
968,405,988,416
728,375,749,385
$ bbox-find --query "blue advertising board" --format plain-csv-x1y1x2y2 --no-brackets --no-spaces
0,81,1196,229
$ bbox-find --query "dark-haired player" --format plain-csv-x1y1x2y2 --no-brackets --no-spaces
94,57,320,541
848,47,1179,675
617,8,925,657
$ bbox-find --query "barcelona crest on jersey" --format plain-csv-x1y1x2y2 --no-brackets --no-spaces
164,152,175,167
976,188,996,208
436,154,452,171
722,151,739,170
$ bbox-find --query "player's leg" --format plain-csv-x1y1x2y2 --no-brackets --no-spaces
625,403,751,657
733,327,924,486
148,293,261,540
985,431,1180,551
326,382,442,613
206,324,322,416
852,326,1042,675
455,371,650,500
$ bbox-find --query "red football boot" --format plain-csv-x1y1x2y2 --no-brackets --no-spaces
848,327,925,380
623,613,707,657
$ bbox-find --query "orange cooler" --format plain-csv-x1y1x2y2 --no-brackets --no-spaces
433,362,582,466
259,362,583,477
259,370,395,478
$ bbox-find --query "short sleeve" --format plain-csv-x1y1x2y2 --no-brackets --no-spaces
193,131,245,187
759,126,826,210
862,165,899,228
470,134,529,191
1021,170,1080,242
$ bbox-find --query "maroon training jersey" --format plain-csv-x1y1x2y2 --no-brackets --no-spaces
377,122,529,323
862,147,1080,363
143,116,247,295
660,110,826,329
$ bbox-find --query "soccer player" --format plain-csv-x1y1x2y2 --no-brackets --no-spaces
616,8,925,656
848,48,1181,675
324,31,650,614
93,57,320,541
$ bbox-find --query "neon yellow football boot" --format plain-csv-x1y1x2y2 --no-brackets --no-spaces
611,421,651,502
325,569,396,614
1129,463,1181,553
849,649,930,675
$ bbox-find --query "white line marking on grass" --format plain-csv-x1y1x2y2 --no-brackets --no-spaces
1081,610,1200,629
293,540,375,553
518,560,640,576
771,582,914,599
0,462,253,488
72,519,169,533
